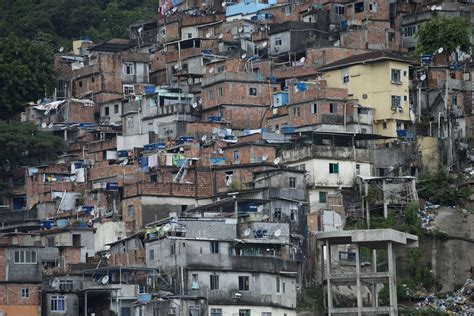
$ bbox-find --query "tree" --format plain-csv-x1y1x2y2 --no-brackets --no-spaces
0,123,64,182
415,16,472,57
0,35,55,117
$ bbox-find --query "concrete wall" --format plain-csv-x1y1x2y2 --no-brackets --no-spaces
210,304,296,316
6,247,58,282
44,293,79,316
94,221,127,253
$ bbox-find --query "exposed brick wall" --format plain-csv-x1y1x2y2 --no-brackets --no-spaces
0,284,41,306
110,250,145,266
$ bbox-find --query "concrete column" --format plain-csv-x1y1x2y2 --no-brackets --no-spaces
387,242,398,316
382,180,388,219
325,240,333,313
84,291,87,316
371,249,378,307
364,181,370,228
320,243,325,285
355,244,362,316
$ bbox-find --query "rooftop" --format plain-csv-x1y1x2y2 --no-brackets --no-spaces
318,51,412,72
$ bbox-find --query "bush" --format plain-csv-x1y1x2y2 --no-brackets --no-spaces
418,170,469,206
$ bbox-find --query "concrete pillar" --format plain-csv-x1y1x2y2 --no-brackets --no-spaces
355,244,362,316
387,242,398,316
364,181,370,228
85,291,87,316
371,249,378,307
382,180,388,219
325,240,333,313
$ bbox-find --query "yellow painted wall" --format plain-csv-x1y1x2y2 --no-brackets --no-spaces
0,305,40,316
323,60,411,137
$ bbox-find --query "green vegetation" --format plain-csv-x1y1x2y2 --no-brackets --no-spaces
0,0,159,47
297,286,326,315
0,123,64,183
0,35,55,117
415,16,472,57
418,169,470,206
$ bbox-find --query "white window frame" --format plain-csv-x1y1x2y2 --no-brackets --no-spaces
21,288,29,298
123,62,135,75
391,69,401,84
50,295,66,312
14,250,37,264
123,85,135,95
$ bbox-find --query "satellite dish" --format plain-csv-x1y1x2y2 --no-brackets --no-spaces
241,53,247,59
226,177,233,186
299,57,306,63
52,278,60,289
192,102,198,108
171,7,178,13
437,47,444,54
261,154,268,161
244,228,251,236
138,26,143,33
105,253,111,259
238,27,244,33
163,223,171,232
41,122,47,129
218,148,224,154
205,32,211,39
59,47,64,53
121,159,129,165
201,135,207,142
44,110,50,116
221,1,226,6
218,33,224,39
48,123,54,129
101,275,109,285
273,157,281,165
198,98,203,104
274,229,282,237
420,74,427,81
208,67,215,74
262,41,268,48
174,64,180,70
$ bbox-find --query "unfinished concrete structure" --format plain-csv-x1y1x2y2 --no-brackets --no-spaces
316,229,418,316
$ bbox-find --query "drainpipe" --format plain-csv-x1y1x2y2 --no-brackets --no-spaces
344,102,347,132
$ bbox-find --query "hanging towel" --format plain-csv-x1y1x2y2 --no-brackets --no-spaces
148,154,158,168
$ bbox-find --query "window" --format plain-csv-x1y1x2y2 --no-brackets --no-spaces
356,164,361,175
217,87,223,97
91,76,95,83
285,6,292,15
47,236,55,247
217,65,225,73
403,95,408,101
276,277,280,293
123,85,134,95
388,32,395,42
403,25,416,37
396,122,403,130
391,96,401,109
311,103,317,114
383,122,388,129
274,38,282,46
329,103,337,113
187,33,192,39
104,106,110,116
233,150,240,164
123,62,135,75
51,295,65,312
319,191,327,203
329,163,339,174
149,249,155,260
189,306,200,316
238,276,249,291
128,205,135,218
210,241,219,254
210,274,219,290
452,95,458,106
127,117,134,129
282,282,286,293
21,288,29,298
211,309,222,316
335,5,345,15
274,208,282,221
289,177,296,188
342,74,349,83
262,313,272,316
293,107,300,117
170,242,176,256
354,1,364,12
114,104,119,114
290,210,297,221
207,90,214,100
391,69,401,84
121,307,132,316
78,81,82,88
14,250,37,264
369,2,377,12
249,87,257,96
169,308,177,316
59,280,73,291
239,310,251,316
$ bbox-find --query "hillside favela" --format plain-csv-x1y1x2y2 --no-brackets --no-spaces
0,0,473,315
